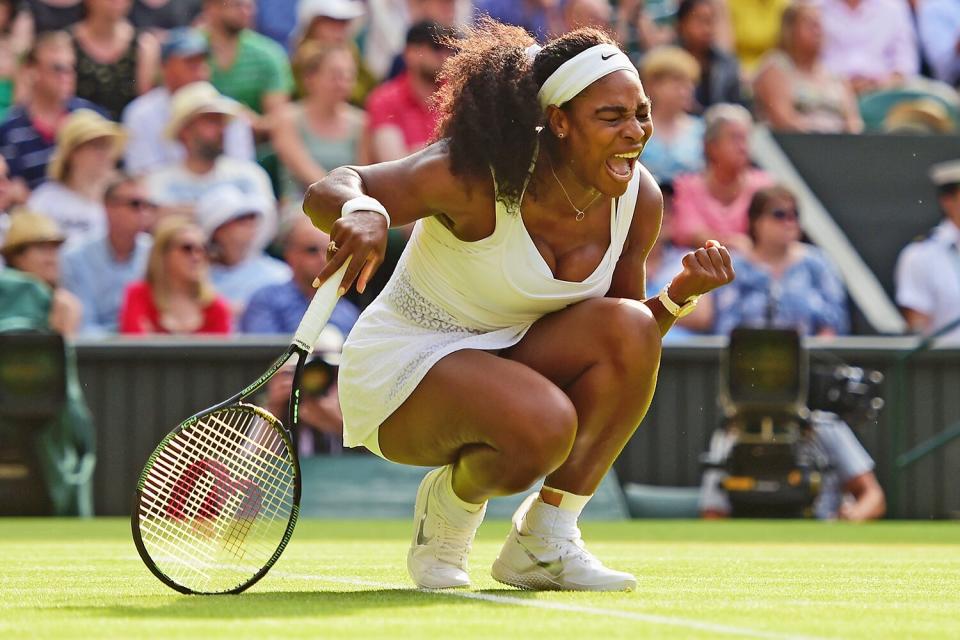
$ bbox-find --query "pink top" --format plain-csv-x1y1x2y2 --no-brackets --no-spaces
671,169,773,247
365,72,438,153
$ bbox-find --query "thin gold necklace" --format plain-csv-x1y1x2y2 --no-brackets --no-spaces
549,157,600,221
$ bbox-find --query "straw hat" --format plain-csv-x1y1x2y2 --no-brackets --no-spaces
0,209,66,259
47,109,127,182
882,98,957,135
164,81,241,140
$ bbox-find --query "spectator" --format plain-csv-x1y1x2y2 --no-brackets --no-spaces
720,0,789,76
644,188,714,342
895,160,960,341
122,26,255,176
241,214,359,336
752,1,863,133
27,109,127,248
675,0,741,113
198,184,289,319
712,185,850,337
819,0,919,95
638,46,705,185
364,20,455,163
291,0,378,105
130,0,203,32
615,0,675,58
0,31,106,190
0,0,32,120
365,0,467,81
70,0,161,120
0,209,96,517
0,156,28,253
560,0,612,33
20,0,83,34
672,104,772,251
0,210,82,337
917,0,960,88
473,0,563,42
61,173,154,336
202,0,293,137
700,411,886,520
274,41,367,210
118,214,230,334
146,81,277,249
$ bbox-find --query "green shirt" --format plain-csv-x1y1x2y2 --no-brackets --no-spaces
0,268,51,330
209,30,293,114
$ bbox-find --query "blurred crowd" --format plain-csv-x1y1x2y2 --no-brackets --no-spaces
0,0,958,350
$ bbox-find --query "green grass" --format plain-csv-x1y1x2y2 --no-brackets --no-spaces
1,518,959,639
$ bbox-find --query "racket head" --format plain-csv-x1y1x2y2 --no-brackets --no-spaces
132,402,302,595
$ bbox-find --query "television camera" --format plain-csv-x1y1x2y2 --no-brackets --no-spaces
702,327,884,518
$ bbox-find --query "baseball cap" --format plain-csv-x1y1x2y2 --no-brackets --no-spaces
161,27,209,63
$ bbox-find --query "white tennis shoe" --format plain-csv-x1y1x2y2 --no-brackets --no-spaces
407,466,486,589
491,492,637,591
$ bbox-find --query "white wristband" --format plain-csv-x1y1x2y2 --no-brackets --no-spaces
341,195,391,228
658,285,700,318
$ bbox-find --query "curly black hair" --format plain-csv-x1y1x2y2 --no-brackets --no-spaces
433,18,619,202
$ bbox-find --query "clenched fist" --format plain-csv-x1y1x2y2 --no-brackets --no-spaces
666,240,735,303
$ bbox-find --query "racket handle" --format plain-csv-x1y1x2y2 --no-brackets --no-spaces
293,258,351,352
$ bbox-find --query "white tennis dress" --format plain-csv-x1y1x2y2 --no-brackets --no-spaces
338,161,642,448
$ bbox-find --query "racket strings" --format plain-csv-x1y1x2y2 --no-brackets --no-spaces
137,406,296,592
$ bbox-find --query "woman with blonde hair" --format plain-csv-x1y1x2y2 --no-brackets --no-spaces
27,109,126,248
273,40,368,214
752,1,862,133
638,45,705,185
118,215,230,334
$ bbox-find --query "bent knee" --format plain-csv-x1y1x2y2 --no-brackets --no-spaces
492,385,577,491
585,298,662,373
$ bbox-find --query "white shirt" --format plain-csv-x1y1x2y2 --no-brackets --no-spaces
27,181,106,250
895,219,960,342
146,156,278,250
121,87,256,176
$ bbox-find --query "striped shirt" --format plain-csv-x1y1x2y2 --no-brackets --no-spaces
209,30,293,114
0,98,108,189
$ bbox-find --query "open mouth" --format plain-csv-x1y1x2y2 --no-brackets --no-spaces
605,149,641,182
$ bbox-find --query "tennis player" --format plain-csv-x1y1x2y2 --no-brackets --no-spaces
304,19,735,591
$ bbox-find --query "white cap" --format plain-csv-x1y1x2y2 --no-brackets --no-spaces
290,0,365,47
930,159,960,187
299,0,365,21
197,184,268,239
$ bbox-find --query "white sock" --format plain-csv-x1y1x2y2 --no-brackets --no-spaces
434,465,485,516
521,486,592,538
541,485,592,517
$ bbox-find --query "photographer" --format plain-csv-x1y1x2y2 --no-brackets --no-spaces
263,328,345,456
699,410,886,521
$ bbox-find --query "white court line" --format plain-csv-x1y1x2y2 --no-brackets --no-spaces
272,570,831,640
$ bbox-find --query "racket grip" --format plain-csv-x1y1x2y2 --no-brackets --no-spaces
293,258,351,352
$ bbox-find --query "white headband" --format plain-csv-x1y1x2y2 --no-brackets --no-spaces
536,43,638,111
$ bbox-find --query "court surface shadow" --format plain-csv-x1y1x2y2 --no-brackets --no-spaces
53,587,539,621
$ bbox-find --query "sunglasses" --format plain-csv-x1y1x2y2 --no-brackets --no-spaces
769,208,798,221
171,241,206,256
111,197,157,211
41,62,75,75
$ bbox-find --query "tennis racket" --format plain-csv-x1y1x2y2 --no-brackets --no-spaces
132,260,350,595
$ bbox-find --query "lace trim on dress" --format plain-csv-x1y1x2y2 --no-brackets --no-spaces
387,267,485,334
